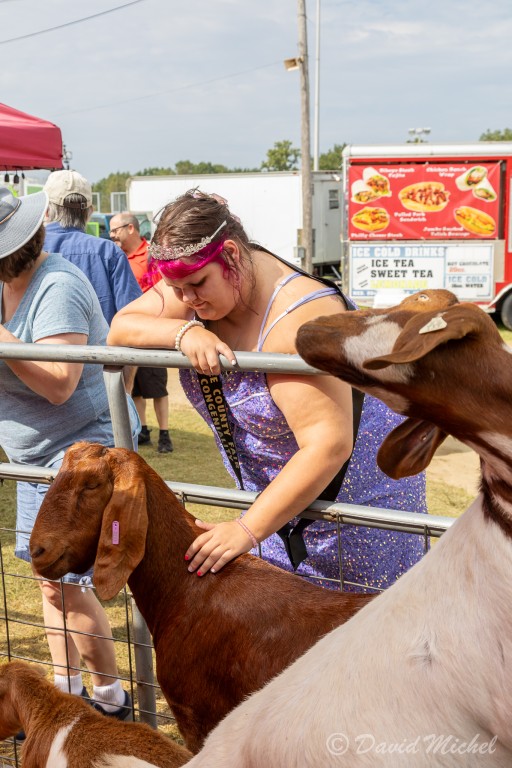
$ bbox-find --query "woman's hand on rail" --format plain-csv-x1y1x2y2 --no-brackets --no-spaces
179,327,236,376
185,519,253,576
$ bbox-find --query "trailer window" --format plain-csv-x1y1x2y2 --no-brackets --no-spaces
328,189,339,209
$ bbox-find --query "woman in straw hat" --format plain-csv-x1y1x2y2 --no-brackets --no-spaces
0,186,138,733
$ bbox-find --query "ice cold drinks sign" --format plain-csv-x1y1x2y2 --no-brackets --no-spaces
349,243,494,301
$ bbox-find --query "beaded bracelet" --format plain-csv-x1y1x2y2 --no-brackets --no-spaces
236,518,258,549
174,320,206,352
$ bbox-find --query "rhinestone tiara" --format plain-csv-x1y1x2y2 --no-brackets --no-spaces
148,220,227,262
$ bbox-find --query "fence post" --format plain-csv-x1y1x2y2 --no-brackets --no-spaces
103,367,158,728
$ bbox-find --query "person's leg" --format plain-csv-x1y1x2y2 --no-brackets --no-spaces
132,371,151,445
134,395,151,444
155,395,173,452
40,580,118,686
154,395,169,430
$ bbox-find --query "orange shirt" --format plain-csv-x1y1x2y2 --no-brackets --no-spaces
126,238,155,292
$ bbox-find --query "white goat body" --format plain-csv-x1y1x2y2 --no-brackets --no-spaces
186,290,512,767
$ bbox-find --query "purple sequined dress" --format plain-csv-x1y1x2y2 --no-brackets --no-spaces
179,272,427,591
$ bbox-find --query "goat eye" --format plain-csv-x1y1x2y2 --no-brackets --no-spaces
84,482,100,491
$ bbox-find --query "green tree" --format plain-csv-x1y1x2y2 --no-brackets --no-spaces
174,160,231,175
92,171,131,213
261,140,300,171
480,128,512,141
137,166,175,176
318,143,346,170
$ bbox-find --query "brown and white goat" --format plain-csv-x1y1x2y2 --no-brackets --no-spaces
28,443,372,753
184,290,512,767
0,660,191,767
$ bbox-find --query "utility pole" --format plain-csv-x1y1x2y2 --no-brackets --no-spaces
313,0,320,172
297,0,313,274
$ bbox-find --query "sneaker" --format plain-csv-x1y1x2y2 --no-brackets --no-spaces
15,687,91,741
138,427,152,445
92,690,133,722
157,431,174,453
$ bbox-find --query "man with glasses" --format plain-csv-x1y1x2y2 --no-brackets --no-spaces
109,212,173,454
43,170,141,326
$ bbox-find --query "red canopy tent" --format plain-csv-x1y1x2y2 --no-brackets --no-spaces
0,103,63,171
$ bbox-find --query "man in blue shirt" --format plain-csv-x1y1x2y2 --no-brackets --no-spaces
43,170,141,325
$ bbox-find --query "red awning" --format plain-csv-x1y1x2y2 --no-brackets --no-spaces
0,103,63,170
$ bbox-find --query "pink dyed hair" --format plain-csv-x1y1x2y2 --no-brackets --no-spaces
142,240,229,287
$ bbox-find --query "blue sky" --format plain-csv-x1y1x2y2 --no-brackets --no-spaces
1,0,511,183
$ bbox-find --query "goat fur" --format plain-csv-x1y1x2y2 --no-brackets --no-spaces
183,290,512,767
0,660,191,767
29,444,372,753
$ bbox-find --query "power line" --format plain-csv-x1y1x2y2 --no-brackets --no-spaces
0,0,147,45
53,60,283,118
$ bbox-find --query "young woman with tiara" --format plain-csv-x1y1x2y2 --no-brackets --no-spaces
108,190,428,592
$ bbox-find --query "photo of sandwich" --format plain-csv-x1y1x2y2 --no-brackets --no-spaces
472,177,497,203
398,181,450,212
351,179,381,204
455,166,488,190
362,167,391,197
351,207,390,233
454,206,496,236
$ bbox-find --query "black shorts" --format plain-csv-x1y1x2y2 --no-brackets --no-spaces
132,367,168,399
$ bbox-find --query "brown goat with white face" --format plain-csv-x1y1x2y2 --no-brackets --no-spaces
0,660,191,767
29,443,372,753
183,290,512,767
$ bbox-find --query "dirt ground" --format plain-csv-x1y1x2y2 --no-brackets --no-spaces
429,436,480,497
167,369,480,498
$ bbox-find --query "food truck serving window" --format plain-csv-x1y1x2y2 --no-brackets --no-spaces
348,162,501,241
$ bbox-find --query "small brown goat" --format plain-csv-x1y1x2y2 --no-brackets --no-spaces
0,660,191,767
29,443,372,753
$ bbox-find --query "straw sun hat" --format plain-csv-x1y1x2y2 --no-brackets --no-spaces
0,187,48,260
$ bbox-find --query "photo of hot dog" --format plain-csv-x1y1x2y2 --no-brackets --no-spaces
454,206,496,236
351,207,390,232
398,181,450,212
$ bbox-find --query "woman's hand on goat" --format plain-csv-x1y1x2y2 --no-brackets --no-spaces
185,520,253,575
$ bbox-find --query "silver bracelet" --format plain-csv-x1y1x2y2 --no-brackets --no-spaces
175,319,206,352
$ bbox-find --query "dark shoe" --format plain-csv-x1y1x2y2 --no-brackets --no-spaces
157,431,173,453
138,427,152,445
92,690,133,721
15,687,91,741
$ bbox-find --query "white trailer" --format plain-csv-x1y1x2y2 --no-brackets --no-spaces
127,171,342,272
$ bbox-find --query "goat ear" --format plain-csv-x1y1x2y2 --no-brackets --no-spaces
377,417,448,479
93,455,148,601
363,308,480,369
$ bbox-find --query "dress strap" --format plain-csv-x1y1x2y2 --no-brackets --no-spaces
257,280,338,350
256,273,300,350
